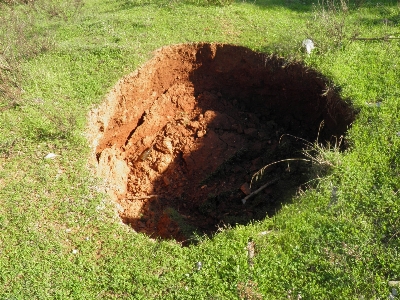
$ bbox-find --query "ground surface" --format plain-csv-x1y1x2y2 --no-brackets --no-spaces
2,0,400,297
89,43,354,242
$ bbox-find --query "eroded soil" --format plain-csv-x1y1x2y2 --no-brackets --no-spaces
88,43,355,243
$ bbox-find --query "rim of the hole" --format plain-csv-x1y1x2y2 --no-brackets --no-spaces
86,42,356,245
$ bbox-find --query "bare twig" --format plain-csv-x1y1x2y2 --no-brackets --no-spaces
242,178,280,204
352,35,400,41
250,158,310,187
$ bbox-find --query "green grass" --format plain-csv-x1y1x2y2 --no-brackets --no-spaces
1,0,400,298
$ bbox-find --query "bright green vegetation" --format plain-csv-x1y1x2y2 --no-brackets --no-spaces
1,0,399,298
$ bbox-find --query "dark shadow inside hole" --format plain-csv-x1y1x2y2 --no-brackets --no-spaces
95,43,355,245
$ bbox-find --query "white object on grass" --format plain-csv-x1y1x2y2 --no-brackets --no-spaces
44,153,58,159
195,262,202,271
302,39,315,54
366,102,382,107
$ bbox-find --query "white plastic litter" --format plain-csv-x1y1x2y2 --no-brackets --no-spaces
195,262,202,271
302,39,315,54
44,153,57,159
366,102,382,107
259,231,272,235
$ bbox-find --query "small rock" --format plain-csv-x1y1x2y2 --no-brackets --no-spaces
197,130,206,138
189,121,200,129
139,148,152,161
155,138,173,154
44,153,57,159
240,183,251,195
155,154,173,173
72,249,78,254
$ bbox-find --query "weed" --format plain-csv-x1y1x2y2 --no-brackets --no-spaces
294,122,344,179
0,2,54,109
305,0,360,52
251,123,344,188
36,0,84,21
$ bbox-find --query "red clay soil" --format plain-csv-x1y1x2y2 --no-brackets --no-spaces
87,43,355,244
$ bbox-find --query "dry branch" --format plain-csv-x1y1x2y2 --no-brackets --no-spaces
241,178,280,204
352,35,400,41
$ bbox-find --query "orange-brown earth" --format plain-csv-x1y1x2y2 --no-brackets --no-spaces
87,43,354,243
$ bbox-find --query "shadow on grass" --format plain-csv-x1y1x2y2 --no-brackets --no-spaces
115,0,400,13
116,0,315,11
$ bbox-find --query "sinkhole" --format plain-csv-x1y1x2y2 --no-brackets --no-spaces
87,43,355,244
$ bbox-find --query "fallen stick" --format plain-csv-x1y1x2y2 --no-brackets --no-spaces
241,178,280,204
352,35,400,41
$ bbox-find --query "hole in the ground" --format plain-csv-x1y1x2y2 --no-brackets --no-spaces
88,43,355,244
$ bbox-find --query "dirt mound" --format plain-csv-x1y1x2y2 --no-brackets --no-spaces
87,43,355,244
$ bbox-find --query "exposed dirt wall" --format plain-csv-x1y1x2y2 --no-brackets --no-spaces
87,43,355,243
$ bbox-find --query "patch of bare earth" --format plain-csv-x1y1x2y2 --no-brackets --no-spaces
87,43,354,244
